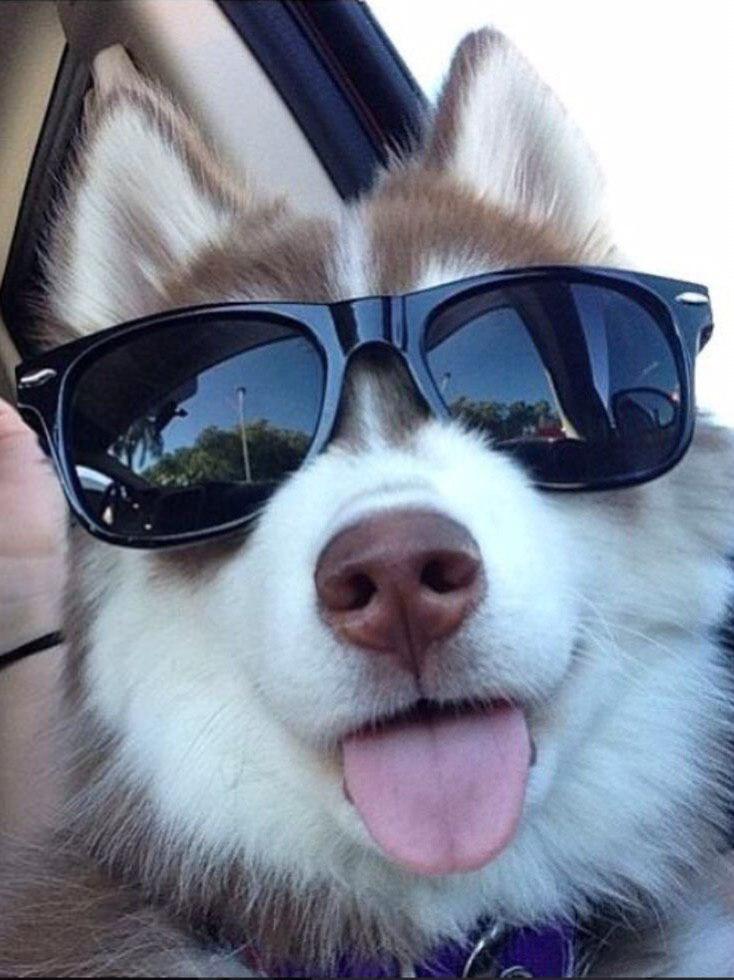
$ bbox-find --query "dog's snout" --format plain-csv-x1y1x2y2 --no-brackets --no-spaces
314,510,484,674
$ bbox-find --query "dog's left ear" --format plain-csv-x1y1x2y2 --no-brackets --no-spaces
424,29,607,246
41,49,272,342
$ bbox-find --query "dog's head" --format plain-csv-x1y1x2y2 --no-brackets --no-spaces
41,30,734,966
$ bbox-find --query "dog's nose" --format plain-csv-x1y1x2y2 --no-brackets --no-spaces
314,510,484,674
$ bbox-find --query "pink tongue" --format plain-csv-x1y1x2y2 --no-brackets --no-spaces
343,704,530,876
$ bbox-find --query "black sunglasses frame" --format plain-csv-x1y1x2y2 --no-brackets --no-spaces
16,266,713,550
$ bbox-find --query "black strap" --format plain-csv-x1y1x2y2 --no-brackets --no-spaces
0,630,65,670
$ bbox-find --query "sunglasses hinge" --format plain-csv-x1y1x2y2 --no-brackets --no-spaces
17,367,58,388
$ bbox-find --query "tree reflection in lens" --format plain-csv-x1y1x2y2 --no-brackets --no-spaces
449,396,564,444
141,422,310,487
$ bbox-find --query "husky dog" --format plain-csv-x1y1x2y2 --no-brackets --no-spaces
2,29,734,977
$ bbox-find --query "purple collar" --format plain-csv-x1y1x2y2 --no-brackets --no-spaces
250,921,576,977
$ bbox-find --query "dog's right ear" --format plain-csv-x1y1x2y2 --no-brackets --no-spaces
423,29,608,250
41,54,263,343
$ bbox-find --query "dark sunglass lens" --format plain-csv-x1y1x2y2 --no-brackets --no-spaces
425,279,682,487
68,315,324,539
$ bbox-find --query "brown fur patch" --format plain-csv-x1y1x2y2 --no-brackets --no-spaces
368,166,607,299
163,214,338,309
0,849,249,977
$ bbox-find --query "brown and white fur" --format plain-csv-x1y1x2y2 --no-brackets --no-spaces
2,29,734,977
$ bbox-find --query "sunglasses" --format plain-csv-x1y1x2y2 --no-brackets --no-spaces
16,266,713,550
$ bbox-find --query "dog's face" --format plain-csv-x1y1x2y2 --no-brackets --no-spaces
43,30,734,958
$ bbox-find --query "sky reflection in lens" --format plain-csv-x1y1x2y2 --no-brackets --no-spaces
70,320,323,534
426,282,679,447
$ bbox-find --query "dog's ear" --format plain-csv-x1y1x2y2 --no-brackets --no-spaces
41,57,264,342
424,29,607,247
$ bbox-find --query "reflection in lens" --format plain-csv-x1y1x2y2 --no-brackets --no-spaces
69,316,324,538
425,280,681,485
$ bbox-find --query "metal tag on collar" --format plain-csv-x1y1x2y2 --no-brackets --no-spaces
461,922,512,978
460,921,577,979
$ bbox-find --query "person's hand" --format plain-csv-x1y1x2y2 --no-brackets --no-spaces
0,396,67,655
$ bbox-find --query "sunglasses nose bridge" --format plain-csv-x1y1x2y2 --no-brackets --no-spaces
332,295,393,353
328,341,433,449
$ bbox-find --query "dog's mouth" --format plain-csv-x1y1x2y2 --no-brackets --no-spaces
342,698,531,877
